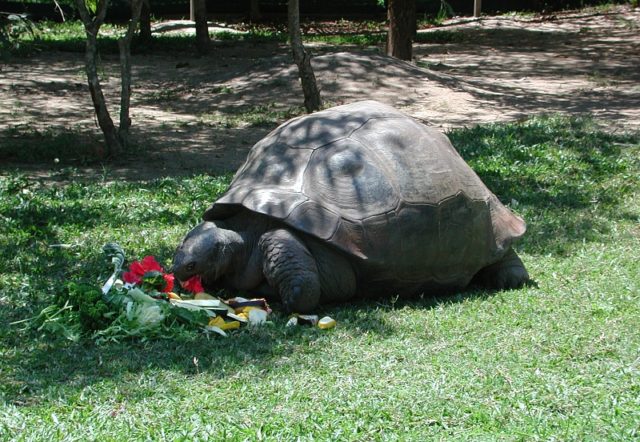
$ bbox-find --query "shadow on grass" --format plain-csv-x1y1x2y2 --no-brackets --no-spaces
1,287,495,406
0,127,108,163
15,27,383,57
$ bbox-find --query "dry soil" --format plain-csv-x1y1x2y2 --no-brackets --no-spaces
0,5,638,180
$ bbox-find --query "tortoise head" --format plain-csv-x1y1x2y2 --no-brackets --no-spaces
171,221,239,285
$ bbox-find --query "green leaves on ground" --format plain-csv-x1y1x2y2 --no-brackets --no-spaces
62,282,112,332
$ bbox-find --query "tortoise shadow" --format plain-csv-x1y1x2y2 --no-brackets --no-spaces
2,284,504,406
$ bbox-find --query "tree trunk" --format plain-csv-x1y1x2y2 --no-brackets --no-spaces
387,0,415,61
138,0,152,45
75,0,143,156
76,0,123,155
118,0,144,148
288,0,321,113
474,0,482,17
194,0,210,54
249,0,262,21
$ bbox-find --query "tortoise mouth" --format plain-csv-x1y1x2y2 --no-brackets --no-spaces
179,275,204,293
199,267,223,288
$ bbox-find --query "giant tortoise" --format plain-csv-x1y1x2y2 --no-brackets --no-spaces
172,101,529,312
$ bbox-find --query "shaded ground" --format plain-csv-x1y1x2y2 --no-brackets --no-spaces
0,5,638,181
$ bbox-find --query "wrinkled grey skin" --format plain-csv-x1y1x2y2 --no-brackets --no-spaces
172,101,530,313
172,214,357,313
172,221,250,289
172,212,528,314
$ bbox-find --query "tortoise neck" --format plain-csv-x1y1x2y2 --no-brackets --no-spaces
219,212,274,290
223,211,274,265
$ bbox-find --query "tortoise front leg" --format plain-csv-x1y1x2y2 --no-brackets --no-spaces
258,229,321,313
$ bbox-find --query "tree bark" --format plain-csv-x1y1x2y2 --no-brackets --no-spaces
75,0,143,156
288,0,321,113
76,0,123,155
386,0,416,61
194,0,210,54
138,0,152,45
474,0,482,17
249,0,262,21
118,0,144,148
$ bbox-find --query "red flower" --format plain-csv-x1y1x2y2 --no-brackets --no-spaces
181,275,204,293
123,256,174,293
163,273,175,293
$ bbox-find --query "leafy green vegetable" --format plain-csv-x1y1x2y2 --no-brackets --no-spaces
128,288,157,304
10,302,81,342
92,294,176,343
125,300,166,328
62,282,113,331
103,242,125,273
169,304,211,327
12,239,247,343
140,270,169,293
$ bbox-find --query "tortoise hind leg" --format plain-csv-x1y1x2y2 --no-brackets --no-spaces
472,248,530,290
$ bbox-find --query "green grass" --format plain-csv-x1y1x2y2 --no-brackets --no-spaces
9,20,388,55
197,104,306,129
6,19,468,57
1,116,639,440
449,115,639,256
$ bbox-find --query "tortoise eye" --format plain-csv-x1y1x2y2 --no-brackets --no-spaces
186,262,196,272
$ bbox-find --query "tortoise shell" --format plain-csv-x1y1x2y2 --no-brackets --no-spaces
204,101,525,288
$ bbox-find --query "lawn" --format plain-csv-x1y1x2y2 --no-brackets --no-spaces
1,115,638,440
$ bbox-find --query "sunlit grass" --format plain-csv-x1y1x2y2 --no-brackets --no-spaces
6,18,472,57
197,104,306,129
1,116,639,440
9,19,392,55
449,115,639,255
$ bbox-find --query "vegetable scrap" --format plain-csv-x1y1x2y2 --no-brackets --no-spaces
318,316,337,329
286,314,319,327
286,314,337,330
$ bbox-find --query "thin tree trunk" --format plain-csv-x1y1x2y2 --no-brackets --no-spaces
387,0,415,61
118,0,144,148
249,0,262,21
76,0,123,155
474,0,482,17
194,0,210,54
288,0,321,113
138,0,152,45
75,0,143,156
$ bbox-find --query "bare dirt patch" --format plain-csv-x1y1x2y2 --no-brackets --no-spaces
1,5,638,181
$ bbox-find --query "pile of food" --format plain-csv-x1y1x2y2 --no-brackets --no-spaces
14,244,268,342
17,243,334,343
